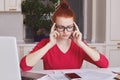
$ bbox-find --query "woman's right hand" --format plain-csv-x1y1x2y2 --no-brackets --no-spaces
49,23,59,47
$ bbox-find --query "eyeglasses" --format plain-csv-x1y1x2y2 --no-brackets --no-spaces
56,25,74,32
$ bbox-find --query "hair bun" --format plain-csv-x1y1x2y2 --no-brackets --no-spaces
60,1,69,9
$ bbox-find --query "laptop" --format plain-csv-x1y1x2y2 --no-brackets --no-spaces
0,37,21,80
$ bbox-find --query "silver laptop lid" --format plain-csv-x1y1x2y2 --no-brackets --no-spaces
0,37,21,80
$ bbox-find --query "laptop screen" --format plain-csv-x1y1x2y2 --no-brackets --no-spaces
0,37,21,80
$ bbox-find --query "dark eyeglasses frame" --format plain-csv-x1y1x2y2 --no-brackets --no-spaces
55,25,75,32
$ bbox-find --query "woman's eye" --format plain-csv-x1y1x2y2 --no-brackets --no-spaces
67,26,73,29
59,26,64,29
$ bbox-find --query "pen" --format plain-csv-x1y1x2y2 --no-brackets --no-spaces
112,71,120,75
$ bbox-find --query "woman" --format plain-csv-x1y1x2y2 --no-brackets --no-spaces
20,1,109,71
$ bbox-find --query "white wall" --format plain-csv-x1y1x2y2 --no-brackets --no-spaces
96,0,106,43
0,13,24,43
86,0,92,42
85,0,106,43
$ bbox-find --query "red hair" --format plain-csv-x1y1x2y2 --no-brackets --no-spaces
52,0,76,23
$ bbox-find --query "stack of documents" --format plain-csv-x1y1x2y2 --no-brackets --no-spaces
48,70,116,80
21,69,117,80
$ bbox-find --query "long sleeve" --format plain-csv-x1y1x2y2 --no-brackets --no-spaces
93,53,109,68
20,56,33,71
80,41,109,68
20,38,49,71
83,52,109,68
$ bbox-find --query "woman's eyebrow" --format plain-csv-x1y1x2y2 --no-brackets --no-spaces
68,24,74,26
57,24,74,26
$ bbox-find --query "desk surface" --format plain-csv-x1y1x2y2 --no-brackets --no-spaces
25,67,120,80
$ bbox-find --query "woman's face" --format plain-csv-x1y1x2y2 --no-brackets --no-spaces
55,17,74,40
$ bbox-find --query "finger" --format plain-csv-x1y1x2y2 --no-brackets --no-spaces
75,33,79,38
73,31,81,38
75,32,79,38
76,31,82,38
54,31,60,38
73,22,79,31
53,31,59,38
51,23,56,32
53,33,57,38
72,31,77,38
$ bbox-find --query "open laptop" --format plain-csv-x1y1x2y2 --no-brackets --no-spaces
0,37,21,80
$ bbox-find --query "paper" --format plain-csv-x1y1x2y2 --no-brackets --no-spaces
77,70,116,80
48,70,116,80
48,73,69,80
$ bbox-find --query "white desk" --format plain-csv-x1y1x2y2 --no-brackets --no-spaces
24,67,120,80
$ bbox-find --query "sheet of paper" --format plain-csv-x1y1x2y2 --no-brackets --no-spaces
76,70,116,80
48,73,69,80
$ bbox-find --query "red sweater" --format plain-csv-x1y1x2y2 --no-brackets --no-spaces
20,39,109,71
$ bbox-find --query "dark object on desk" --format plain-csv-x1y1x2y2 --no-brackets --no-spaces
21,71,47,80
114,74,120,80
112,71,120,75
65,73,81,80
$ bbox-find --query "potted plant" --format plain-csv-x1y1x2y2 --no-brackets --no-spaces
21,0,62,42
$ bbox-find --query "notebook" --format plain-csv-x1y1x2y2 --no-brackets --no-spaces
21,71,48,80
0,37,21,80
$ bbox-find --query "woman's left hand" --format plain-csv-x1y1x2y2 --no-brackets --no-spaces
72,22,82,44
